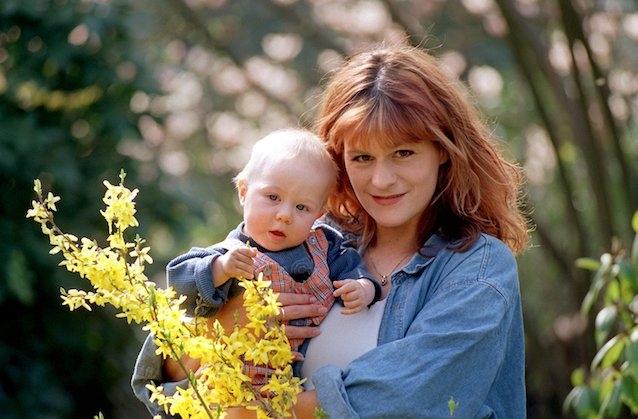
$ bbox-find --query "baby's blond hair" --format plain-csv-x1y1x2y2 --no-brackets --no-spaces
234,128,337,189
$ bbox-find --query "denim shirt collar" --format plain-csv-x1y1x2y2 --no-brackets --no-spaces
401,233,449,276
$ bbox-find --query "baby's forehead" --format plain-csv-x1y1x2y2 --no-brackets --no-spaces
254,158,334,193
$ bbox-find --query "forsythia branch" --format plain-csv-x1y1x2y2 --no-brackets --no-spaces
27,173,302,418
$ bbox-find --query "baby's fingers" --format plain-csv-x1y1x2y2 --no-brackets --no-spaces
237,246,257,258
227,260,254,279
333,280,356,298
341,305,363,315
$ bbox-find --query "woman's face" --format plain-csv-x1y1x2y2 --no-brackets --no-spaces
343,138,446,238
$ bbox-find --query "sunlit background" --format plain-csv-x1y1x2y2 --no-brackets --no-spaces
1,0,637,417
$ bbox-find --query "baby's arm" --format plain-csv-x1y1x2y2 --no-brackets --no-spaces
167,239,254,316
333,279,376,314
318,223,382,308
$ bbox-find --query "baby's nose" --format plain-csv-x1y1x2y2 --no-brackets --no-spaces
276,209,292,224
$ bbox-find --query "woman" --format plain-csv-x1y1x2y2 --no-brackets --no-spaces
133,44,528,418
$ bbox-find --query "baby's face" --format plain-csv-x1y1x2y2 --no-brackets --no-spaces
238,158,333,251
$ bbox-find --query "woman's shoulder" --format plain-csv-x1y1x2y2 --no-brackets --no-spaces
438,233,519,306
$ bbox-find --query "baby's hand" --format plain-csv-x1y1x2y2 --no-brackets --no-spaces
213,246,257,284
333,279,375,314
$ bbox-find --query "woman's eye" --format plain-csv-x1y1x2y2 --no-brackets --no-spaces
395,149,414,158
296,204,307,211
352,154,372,162
267,194,279,201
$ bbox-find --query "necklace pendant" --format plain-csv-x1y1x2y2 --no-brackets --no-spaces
381,275,388,286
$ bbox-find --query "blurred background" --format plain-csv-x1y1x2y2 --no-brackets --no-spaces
1,0,636,417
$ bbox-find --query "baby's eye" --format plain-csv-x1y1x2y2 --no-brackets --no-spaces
296,204,308,211
267,194,279,201
395,149,414,158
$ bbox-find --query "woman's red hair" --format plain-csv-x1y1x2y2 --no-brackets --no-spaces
315,45,529,254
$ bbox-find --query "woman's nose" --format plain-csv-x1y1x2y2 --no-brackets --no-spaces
370,161,396,189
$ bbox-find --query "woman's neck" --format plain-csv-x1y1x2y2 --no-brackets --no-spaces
372,226,419,256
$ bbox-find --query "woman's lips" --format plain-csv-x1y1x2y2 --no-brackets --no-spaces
371,193,405,206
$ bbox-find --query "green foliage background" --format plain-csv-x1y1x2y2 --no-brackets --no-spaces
1,0,636,417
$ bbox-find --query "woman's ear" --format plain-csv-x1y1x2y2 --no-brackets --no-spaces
438,145,449,165
236,180,247,205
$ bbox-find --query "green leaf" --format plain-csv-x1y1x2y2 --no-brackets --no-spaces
599,371,615,402
592,335,624,370
448,396,458,417
563,386,598,417
632,211,638,233
617,260,638,294
313,407,329,419
583,262,612,315
605,280,620,305
603,337,626,369
599,379,622,417
595,306,617,348
6,250,35,305
623,360,638,381
571,368,585,386
620,375,638,413
577,257,601,271
626,340,638,364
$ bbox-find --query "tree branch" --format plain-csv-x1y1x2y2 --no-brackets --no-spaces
494,0,615,248
168,0,302,118
558,0,637,227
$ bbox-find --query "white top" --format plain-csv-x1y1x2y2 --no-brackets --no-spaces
300,298,387,389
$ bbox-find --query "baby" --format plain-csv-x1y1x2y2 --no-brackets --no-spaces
165,128,380,382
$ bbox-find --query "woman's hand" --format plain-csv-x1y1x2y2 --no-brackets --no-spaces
278,292,326,340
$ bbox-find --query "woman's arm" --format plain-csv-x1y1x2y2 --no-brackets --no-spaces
132,292,327,415
224,390,318,419
310,238,525,418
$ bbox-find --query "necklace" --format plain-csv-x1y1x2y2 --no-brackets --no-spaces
367,253,412,286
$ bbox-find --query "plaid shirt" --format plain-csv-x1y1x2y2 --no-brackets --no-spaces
245,228,334,385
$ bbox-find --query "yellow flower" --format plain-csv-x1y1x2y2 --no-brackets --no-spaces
28,172,301,418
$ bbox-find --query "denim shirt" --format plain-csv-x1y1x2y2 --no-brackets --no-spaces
131,232,525,418
311,233,526,418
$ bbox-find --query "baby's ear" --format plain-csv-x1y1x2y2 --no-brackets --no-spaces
316,208,327,220
236,180,248,205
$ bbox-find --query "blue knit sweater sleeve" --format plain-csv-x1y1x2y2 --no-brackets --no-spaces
166,244,238,317
318,224,381,303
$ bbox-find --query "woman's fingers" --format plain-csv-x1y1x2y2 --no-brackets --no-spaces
284,324,321,340
292,351,305,362
280,303,327,321
277,292,318,306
